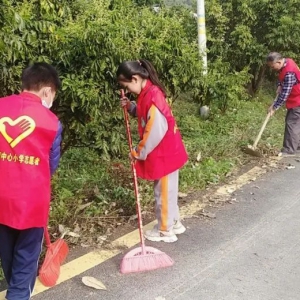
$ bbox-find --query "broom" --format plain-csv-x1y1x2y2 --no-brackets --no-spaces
119,89,174,274
39,227,69,287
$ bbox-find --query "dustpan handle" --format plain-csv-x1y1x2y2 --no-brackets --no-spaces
121,90,146,252
44,227,51,247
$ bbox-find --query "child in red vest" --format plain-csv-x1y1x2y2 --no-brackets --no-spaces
0,63,62,300
117,59,188,243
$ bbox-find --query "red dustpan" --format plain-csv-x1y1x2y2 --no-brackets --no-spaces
39,227,69,287
119,89,174,274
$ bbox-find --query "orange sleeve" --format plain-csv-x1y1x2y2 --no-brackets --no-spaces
131,104,168,160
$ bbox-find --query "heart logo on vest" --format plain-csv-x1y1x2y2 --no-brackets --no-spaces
0,116,36,148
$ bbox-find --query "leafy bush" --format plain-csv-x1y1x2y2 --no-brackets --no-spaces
0,0,254,157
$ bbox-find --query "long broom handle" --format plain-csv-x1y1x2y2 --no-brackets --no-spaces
252,112,271,149
121,90,146,253
252,95,278,149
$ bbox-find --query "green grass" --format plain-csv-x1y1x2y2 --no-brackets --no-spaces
175,91,285,191
49,90,285,228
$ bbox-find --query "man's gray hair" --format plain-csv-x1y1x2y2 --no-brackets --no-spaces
266,52,283,62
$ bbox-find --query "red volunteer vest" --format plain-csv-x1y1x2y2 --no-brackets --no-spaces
278,58,300,109
135,80,188,180
0,92,58,229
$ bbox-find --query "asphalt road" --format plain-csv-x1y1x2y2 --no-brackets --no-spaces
2,158,300,300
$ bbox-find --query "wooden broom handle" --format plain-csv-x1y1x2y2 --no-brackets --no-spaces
121,90,133,151
252,95,278,149
121,89,146,252
253,112,271,149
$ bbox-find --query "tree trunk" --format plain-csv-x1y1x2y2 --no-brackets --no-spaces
247,65,267,96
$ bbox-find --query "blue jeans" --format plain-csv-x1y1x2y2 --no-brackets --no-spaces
0,224,43,300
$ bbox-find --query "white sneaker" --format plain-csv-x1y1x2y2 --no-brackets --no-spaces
173,220,186,235
144,227,178,243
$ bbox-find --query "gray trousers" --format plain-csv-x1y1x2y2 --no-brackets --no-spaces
282,107,300,153
154,170,180,232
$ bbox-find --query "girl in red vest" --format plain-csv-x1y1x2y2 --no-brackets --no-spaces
117,59,188,243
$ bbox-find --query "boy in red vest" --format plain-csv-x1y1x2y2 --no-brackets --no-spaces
267,52,300,156
117,59,188,243
0,62,62,300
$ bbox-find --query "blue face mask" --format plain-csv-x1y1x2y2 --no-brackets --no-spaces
42,100,52,109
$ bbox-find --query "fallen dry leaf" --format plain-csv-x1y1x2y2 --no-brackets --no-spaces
82,276,107,290
128,214,137,222
73,223,81,233
286,165,295,170
93,186,100,195
58,225,71,239
77,202,93,212
58,224,66,234
226,187,235,194
97,235,107,242
200,210,216,219
66,231,80,238
178,192,188,198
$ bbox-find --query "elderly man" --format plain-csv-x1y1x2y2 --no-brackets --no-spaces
267,52,300,157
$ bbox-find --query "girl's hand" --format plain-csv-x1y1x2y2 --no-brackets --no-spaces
129,152,137,161
120,97,130,108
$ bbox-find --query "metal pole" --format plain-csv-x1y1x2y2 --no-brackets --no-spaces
197,0,207,74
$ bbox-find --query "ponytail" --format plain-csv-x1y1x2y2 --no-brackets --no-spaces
139,59,167,96
116,59,167,96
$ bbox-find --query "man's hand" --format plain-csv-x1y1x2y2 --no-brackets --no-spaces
276,85,282,94
268,104,276,117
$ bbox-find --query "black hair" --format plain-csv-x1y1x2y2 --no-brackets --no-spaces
116,59,167,96
266,52,283,63
21,62,61,92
